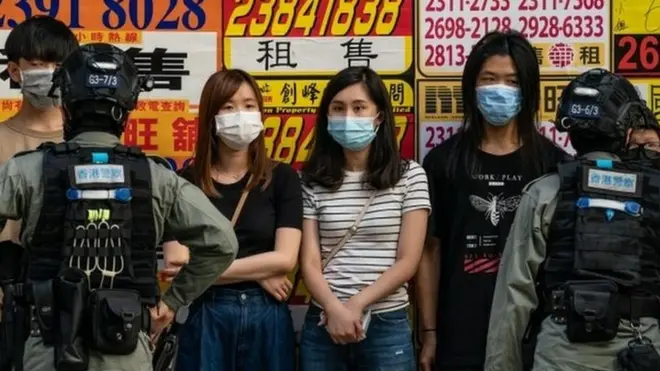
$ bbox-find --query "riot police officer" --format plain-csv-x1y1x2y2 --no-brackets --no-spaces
484,68,660,371
0,43,239,371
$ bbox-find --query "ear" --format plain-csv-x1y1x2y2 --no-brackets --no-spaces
374,112,384,127
7,61,21,84
625,128,633,147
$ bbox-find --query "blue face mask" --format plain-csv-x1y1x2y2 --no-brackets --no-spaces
327,116,378,151
476,84,522,126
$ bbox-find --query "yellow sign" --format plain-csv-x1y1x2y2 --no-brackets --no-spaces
613,0,660,34
539,80,572,121
417,80,462,121
224,0,407,37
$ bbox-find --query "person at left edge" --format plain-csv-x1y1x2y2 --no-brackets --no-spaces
162,69,302,371
0,43,239,371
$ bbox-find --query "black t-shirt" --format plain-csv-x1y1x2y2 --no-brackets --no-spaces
166,162,303,289
423,133,568,368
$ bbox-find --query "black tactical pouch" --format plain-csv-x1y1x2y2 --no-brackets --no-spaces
53,268,89,371
30,280,55,345
617,340,660,371
564,280,620,343
89,289,144,355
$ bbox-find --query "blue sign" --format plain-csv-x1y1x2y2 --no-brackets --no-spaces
74,164,125,185
587,168,637,194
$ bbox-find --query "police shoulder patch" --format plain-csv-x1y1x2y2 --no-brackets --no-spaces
582,166,642,197
73,164,125,185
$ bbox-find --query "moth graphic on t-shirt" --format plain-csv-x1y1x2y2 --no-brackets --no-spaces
469,193,521,226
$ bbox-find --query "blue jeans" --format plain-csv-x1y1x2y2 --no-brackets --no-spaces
175,287,295,371
299,305,415,371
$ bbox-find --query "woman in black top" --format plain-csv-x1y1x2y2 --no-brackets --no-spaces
163,69,302,371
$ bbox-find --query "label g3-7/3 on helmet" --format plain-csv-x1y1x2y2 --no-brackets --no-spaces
48,43,154,139
554,68,656,155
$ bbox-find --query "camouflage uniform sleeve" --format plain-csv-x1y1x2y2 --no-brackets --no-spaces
484,180,553,371
160,174,238,312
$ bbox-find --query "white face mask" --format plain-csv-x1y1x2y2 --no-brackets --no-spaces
214,111,264,150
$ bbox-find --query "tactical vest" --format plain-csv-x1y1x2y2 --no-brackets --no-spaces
544,158,660,296
26,142,158,303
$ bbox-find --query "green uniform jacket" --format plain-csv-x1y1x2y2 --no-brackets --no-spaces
0,132,239,312
485,152,660,371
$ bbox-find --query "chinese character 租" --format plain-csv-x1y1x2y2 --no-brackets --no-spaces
172,117,198,152
281,83,297,105
389,83,404,105
256,40,298,71
302,83,320,105
125,47,191,91
579,46,601,65
602,175,613,185
122,118,158,151
341,38,378,68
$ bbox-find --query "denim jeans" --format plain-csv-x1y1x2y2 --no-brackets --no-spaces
175,287,295,371
299,304,415,371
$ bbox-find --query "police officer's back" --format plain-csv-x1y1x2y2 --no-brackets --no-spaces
0,43,238,371
485,69,660,371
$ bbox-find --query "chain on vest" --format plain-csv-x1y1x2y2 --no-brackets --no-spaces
27,142,159,303
544,158,660,296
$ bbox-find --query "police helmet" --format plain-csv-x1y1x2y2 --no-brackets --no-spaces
51,43,154,139
555,68,657,155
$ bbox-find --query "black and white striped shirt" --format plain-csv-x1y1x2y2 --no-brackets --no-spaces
302,161,431,313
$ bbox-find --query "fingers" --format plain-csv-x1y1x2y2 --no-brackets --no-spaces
277,288,288,301
329,333,343,345
263,284,283,301
284,277,293,292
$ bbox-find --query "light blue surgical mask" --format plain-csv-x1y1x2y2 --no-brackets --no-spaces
476,84,522,126
327,116,378,151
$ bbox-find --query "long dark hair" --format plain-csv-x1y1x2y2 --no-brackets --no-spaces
301,67,407,190
448,30,554,178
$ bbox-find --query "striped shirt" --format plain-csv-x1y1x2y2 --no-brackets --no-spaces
302,160,431,313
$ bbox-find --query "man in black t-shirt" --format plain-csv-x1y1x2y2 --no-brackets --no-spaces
415,31,570,371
